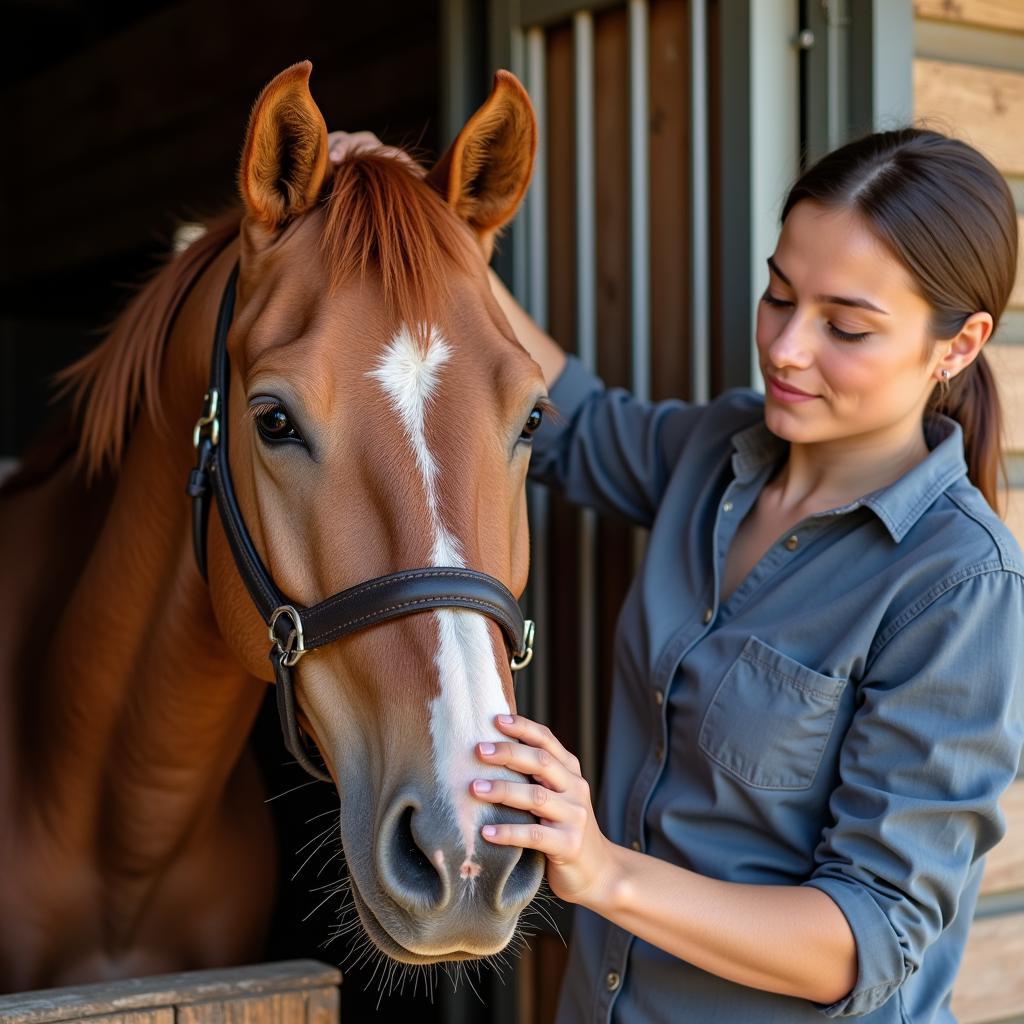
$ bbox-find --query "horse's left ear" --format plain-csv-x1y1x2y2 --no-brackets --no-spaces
239,60,329,234
426,70,536,252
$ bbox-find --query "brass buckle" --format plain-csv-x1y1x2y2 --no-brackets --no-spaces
510,618,535,672
192,388,220,449
269,604,307,667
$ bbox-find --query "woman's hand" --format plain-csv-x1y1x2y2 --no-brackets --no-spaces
473,714,621,907
326,130,415,168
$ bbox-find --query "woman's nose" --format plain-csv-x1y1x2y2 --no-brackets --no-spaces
767,315,815,370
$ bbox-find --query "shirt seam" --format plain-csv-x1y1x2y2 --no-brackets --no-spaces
867,562,1022,664
742,651,845,703
944,489,1023,570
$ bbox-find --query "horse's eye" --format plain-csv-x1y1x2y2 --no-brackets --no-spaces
254,404,300,444
520,406,544,441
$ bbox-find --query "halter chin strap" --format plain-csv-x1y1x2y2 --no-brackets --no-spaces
187,262,534,782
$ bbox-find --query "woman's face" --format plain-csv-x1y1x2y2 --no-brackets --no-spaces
755,200,940,446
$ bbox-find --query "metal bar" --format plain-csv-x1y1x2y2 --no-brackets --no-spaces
574,8,598,784
689,0,710,403
527,27,549,330
629,0,651,405
524,24,551,730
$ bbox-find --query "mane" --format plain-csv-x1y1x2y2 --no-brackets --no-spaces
58,150,479,479
320,151,478,343
56,211,242,479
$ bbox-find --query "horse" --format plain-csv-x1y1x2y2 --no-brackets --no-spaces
0,61,547,991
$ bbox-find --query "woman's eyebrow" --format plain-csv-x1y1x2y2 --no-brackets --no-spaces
766,256,890,315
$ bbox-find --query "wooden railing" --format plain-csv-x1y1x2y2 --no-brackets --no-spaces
0,961,341,1024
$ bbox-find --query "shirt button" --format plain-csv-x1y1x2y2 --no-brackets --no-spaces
655,744,665,762
702,607,714,624
630,839,641,851
785,534,799,551
653,689,664,706
723,500,734,512
606,971,621,991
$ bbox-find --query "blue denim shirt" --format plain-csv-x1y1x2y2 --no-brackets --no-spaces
529,356,1024,1022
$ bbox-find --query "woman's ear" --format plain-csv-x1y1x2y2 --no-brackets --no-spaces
936,312,994,380
239,60,329,239
426,70,536,259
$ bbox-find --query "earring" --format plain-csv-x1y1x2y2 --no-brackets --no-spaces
940,369,951,380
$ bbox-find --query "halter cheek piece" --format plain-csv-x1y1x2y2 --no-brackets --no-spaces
187,263,535,782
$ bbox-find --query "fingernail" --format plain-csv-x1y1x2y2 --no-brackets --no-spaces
473,779,492,793
498,714,515,725
482,825,497,837
479,742,496,756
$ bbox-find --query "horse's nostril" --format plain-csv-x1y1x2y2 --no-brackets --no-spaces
379,803,447,914
498,845,545,913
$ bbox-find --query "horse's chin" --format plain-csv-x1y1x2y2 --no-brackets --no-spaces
347,875,514,965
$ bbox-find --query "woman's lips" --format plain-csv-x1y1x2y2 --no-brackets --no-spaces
766,374,818,403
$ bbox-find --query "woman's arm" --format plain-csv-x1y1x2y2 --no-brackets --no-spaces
473,716,857,1005
488,268,566,387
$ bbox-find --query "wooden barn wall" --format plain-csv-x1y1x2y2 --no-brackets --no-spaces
906,3,1023,1022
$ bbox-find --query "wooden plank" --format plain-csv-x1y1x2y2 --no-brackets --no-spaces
951,912,1024,1022
986,344,1024,451
649,0,692,402
177,992,307,1024
49,1013,173,1024
303,987,340,1024
914,58,1024,176
1012,215,1024,309
0,962,340,1024
981,779,1024,895
914,0,1024,35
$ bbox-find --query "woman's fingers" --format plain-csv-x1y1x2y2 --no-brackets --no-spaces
494,714,583,776
471,778,586,824
476,738,576,791
479,820,576,860
326,130,416,168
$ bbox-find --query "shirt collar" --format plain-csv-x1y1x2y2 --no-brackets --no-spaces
729,413,968,543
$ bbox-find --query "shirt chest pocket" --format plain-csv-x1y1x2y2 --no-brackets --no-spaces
697,636,848,790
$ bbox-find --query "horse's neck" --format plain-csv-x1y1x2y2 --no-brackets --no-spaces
26,250,265,932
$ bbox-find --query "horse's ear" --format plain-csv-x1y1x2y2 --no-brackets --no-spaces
239,60,329,233
426,70,536,251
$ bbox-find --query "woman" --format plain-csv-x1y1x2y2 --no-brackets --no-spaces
470,129,1024,1021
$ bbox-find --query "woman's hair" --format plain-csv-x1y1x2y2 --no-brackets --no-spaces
781,128,1018,511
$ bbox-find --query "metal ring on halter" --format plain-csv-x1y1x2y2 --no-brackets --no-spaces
510,619,535,672
269,604,307,667
192,388,221,449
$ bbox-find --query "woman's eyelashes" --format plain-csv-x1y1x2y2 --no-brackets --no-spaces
761,291,871,343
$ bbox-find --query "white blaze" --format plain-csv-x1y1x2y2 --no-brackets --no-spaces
369,328,511,869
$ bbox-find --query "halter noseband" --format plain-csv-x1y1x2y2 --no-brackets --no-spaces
186,263,534,782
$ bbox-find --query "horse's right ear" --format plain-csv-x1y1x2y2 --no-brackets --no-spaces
239,61,329,236
426,71,536,255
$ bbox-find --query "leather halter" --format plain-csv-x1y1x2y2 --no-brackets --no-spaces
187,263,534,782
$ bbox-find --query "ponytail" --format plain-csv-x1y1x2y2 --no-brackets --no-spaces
928,351,1004,512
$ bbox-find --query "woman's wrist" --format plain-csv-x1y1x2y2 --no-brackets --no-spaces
577,839,635,917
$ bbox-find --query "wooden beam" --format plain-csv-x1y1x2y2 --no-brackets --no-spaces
952,912,1024,1022
981,779,1024,896
914,0,1024,35
914,58,1024,176
0,962,340,1024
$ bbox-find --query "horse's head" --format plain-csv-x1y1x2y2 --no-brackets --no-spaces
207,62,546,963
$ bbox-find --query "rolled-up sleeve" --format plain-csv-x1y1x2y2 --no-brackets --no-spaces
803,568,1024,1017
528,355,706,526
